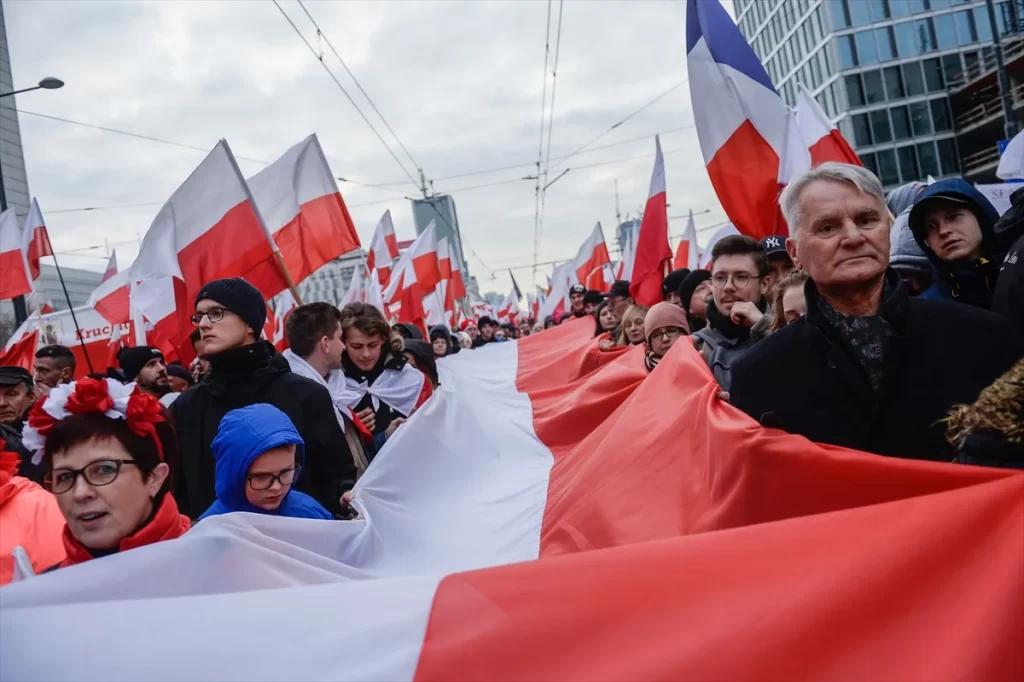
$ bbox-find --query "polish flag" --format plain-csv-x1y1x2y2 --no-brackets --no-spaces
381,221,441,306
496,288,520,324
673,210,701,270
0,209,31,300
129,140,284,344
341,262,387,317
105,323,128,371
539,261,577,318
87,270,131,326
571,222,611,284
269,290,297,352
449,252,467,302
0,330,38,372
367,210,399,288
629,136,672,306
4,307,130,379
21,199,53,281
777,86,862,198
101,250,118,283
698,222,741,269
244,134,361,297
5,323,1021,681
585,262,616,293
38,302,53,315
687,0,788,241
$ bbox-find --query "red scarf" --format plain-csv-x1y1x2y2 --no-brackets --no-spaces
59,493,191,568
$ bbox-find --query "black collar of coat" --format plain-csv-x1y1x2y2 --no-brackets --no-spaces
803,267,909,339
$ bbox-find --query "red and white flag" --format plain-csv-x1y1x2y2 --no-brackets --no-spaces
245,134,360,297
0,330,38,372
0,209,31,300
571,222,610,284
629,136,672,306
673,210,701,270
585,262,616,293
4,306,130,379
87,270,131,326
382,221,441,306
367,210,399,288
698,222,741,269
101,250,118,283
21,199,53,281
4,322,1021,681
778,84,862,190
269,290,297,352
129,140,283,344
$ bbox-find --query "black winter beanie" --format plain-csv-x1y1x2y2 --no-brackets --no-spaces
678,269,712,312
195,278,267,334
119,346,164,381
663,268,691,299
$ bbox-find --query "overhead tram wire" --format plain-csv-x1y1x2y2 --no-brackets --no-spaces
531,0,554,286
271,0,421,190
534,0,564,280
295,0,423,174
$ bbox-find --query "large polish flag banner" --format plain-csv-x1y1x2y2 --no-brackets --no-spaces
687,0,788,241
244,134,361,297
0,209,31,300
4,306,130,378
21,199,54,281
2,316,1021,681
130,140,283,344
628,136,672,306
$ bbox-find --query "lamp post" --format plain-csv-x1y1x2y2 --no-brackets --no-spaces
0,77,64,324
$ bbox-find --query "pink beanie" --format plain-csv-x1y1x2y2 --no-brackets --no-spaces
644,301,690,343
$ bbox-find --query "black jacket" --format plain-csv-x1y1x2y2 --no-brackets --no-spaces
993,187,1024,337
0,422,44,485
170,341,356,519
730,270,1022,462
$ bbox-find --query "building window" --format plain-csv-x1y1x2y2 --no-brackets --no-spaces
916,18,937,52
954,10,978,44
910,100,934,135
890,0,912,18
930,97,953,132
850,0,873,25
827,82,839,117
863,69,886,103
975,6,993,42
891,105,913,139
820,46,832,75
963,50,980,72
904,61,926,95
838,35,858,67
894,21,918,57
942,53,963,83
871,109,894,143
871,0,891,20
877,149,901,185
861,151,879,176
922,57,945,91
845,73,866,106
876,26,897,61
884,65,905,98
930,0,953,9
996,0,1014,36
936,138,960,174
853,113,874,146
917,141,940,177
909,0,930,12
934,13,957,49
810,51,822,86
897,145,920,182
855,29,879,65
813,6,825,41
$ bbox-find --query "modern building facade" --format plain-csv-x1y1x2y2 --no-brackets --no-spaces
291,250,365,307
0,0,30,218
734,0,1022,191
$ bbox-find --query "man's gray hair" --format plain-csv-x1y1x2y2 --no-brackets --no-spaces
780,162,886,238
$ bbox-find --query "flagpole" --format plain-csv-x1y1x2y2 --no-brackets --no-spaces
45,230,95,373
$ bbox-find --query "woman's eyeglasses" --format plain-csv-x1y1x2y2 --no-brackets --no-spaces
190,307,228,327
46,459,138,494
653,328,685,341
246,466,301,491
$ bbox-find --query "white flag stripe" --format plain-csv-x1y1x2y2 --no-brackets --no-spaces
246,134,338,234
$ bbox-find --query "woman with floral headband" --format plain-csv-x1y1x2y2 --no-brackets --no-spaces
23,377,190,569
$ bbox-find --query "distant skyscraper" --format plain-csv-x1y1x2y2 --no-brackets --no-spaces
733,0,1020,191
0,0,31,217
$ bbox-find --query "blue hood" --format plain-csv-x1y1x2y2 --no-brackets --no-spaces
198,404,331,521
908,179,1000,261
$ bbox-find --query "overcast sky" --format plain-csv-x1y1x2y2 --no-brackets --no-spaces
6,0,732,295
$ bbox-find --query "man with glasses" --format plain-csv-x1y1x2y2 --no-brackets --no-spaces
691,235,774,392
171,278,356,520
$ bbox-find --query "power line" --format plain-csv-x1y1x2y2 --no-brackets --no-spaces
535,0,565,276
555,77,689,167
531,0,554,285
271,0,421,189
295,0,423,174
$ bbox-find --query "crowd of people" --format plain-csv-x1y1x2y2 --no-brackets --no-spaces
0,161,1021,585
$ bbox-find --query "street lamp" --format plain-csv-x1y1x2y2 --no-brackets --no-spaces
0,76,64,325
0,77,64,99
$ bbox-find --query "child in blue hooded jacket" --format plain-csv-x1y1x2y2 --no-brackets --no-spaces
198,404,333,521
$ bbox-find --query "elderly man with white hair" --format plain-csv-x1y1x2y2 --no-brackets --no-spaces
729,163,1020,462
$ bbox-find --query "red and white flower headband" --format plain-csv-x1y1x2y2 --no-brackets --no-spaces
23,377,166,466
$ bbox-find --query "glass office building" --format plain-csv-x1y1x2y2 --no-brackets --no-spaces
734,0,1021,190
